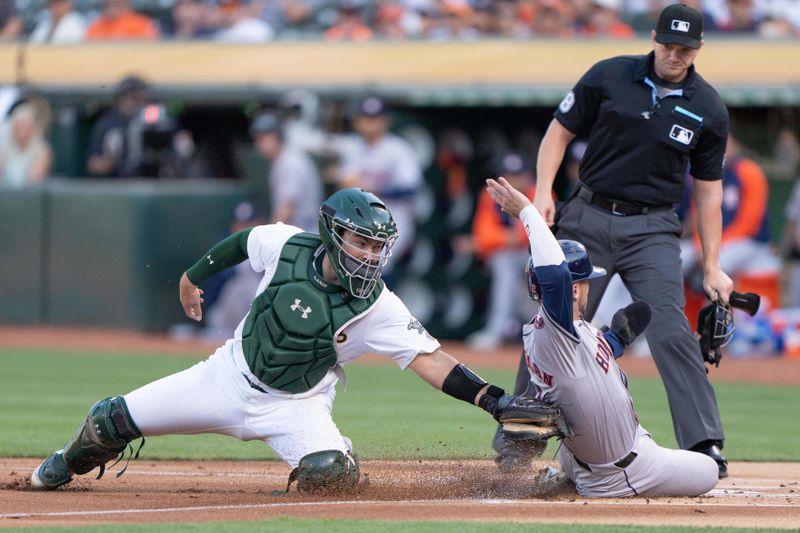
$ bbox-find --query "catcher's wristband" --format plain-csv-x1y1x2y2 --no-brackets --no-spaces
477,386,510,420
442,364,501,405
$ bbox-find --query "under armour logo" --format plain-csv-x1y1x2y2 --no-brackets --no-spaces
291,299,312,319
641,111,652,120
207,255,214,265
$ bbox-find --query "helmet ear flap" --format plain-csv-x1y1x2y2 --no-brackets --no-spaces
526,257,541,301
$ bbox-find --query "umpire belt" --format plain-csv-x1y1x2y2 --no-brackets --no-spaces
574,451,638,472
577,185,672,216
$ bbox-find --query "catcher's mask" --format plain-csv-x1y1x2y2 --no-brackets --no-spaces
526,239,606,301
319,188,398,299
698,301,736,349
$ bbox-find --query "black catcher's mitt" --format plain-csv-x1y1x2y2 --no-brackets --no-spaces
496,395,572,442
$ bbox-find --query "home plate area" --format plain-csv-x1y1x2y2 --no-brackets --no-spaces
1,459,798,529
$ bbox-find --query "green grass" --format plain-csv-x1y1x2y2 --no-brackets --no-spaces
1,519,790,533
0,349,797,461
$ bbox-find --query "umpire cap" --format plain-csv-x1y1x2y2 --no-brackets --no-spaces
655,3,703,49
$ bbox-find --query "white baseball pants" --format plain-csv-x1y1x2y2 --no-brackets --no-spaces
124,341,350,467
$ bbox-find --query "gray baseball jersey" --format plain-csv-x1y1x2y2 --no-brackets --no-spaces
269,147,323,232
522,310,638,465
517,206,718,497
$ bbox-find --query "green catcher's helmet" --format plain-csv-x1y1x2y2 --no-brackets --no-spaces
319,188,398,299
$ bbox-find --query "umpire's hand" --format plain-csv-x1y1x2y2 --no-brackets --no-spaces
486,177,532,218
179,272,205,321
702,268,734,306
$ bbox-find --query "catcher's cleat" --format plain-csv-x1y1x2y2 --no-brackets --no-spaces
691,442,728,479
31,450,73,490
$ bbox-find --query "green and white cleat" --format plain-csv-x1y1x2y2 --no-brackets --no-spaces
31,450,73,490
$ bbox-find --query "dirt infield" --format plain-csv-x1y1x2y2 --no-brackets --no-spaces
2,459,799,529
2,326,800,529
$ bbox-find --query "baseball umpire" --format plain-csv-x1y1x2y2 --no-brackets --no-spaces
496,3,733,478
31,188,564,492
487,176,719,497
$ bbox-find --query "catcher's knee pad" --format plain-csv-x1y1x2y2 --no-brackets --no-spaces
62,396,142,476
289,450,360,494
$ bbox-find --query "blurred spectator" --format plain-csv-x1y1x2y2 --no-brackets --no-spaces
760,0,800,36
214,2,274,42
254,0,319,37
715,0,760,32
85,0,160,41
471,0,499,35
375,1,408,39
495,0,532,37
627,0,663,33
581,0,636,37
532,0,575,37
466,152,537,351
338,95,423,277
324,0,373,41
29,0,87,44
0,103,52,188
0,1,21,42
427,1,481,40
569,0,597,33
87,75,150,177
250,111,323,232
681,132,779,302
168,0,218,39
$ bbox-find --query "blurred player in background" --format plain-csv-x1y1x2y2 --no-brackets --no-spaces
467,151,537,351
250,111,323,232
338,95,423,278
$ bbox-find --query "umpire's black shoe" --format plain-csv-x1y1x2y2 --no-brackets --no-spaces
691,441,728,479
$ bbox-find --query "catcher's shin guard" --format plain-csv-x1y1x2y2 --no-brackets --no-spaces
62,396,142,477
286,450,360,494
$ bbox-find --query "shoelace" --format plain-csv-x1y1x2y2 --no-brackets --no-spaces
94,436,146,480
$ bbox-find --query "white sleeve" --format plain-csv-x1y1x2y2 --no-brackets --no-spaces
360,289,440,369
246,223,304,273
519,205,565,267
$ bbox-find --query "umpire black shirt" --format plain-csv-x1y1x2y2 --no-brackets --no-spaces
555,51,729,207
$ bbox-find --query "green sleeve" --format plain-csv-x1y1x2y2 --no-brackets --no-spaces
185,228,252,286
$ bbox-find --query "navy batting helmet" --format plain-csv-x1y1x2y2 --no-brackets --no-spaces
526,239,606,301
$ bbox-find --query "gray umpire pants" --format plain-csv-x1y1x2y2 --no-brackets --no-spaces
494,197,724,454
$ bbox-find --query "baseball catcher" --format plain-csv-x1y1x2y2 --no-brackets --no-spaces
31,187,560,494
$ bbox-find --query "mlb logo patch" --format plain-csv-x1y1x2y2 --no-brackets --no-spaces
671,19,690,32
669,124,694,145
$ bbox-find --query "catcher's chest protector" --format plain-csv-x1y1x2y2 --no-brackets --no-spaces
242,233,382,393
